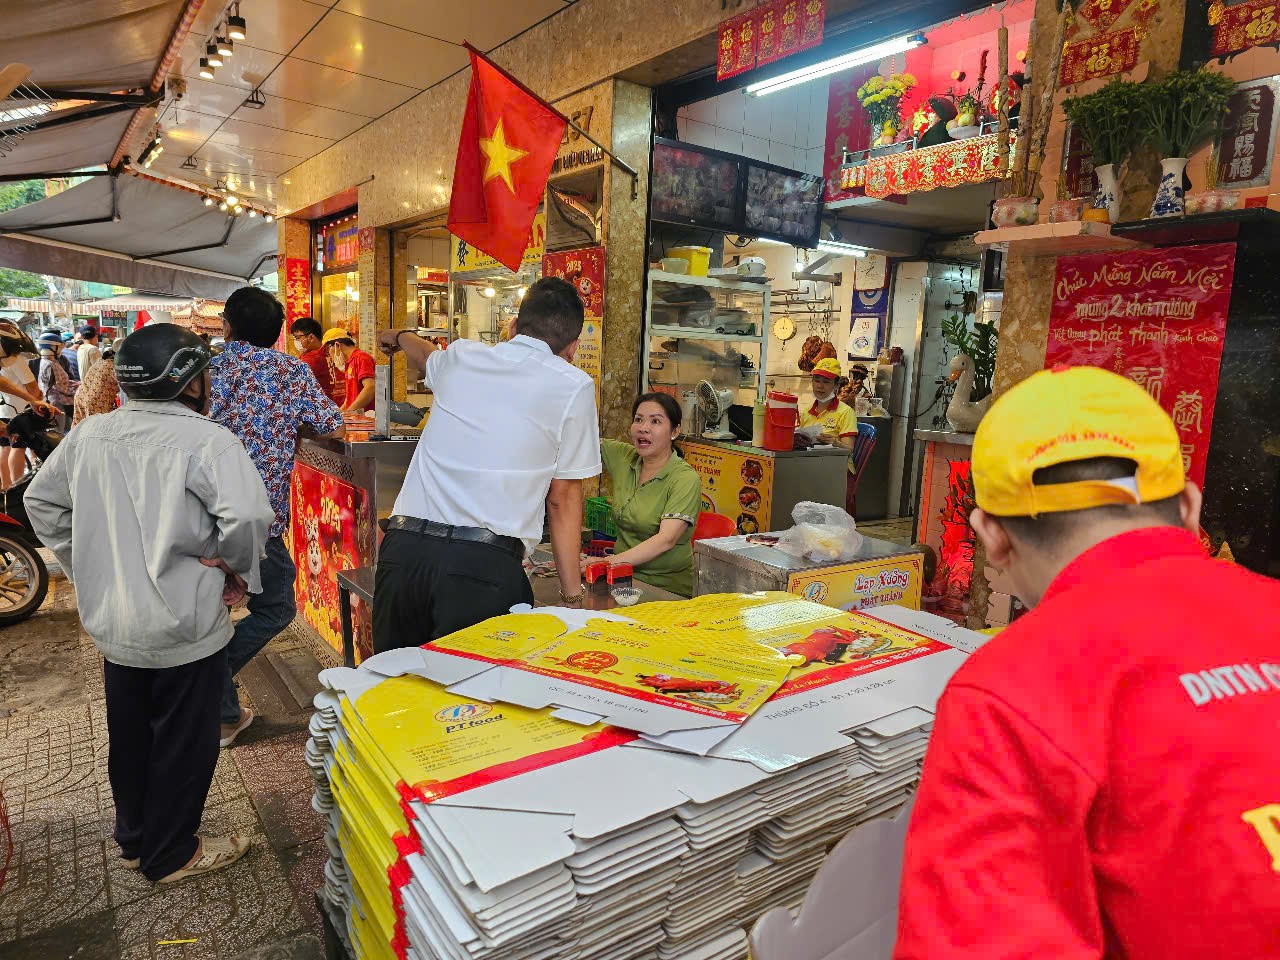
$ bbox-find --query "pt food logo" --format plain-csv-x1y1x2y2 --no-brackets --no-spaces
434,703,493,724
802,581,829,603
565,650,619,673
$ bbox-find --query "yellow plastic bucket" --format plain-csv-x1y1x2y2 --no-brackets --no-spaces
667,246,712,277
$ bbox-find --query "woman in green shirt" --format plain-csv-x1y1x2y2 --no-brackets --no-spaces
593,393,704,597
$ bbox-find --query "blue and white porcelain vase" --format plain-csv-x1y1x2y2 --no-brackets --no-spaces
1151,157,1188,218
1093,163,1120,222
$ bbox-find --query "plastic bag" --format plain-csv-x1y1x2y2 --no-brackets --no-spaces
774,501,864,564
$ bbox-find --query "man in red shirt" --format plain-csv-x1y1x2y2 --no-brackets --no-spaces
322,327,376,413
289,317,342,406
895,366,1280,960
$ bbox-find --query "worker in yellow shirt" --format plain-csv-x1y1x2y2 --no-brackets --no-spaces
799,357,858,453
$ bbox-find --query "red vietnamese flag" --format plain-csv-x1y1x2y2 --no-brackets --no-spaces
448,49,567,272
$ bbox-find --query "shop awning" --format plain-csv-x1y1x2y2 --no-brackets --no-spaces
0,174,276,300
0,1,187,176
82,293,205,313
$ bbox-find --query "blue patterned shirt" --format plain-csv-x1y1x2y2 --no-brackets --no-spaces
210,340,344,537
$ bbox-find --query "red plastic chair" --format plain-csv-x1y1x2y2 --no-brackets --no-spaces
692,512,737,542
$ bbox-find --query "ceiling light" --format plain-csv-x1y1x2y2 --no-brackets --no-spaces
219,200,228,211
226,193,238,205
745,34,927,96
264,213,274,222
248,209,257,217
242,89,266,110
816,239,869,258
198,58,215,79
181,156,197,170
482,287,496,298
204,196,214,206
217,37,234,57
227,14,247,40
206,44,223,67
517,286,527,298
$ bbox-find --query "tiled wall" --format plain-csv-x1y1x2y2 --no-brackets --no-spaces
676,83,830,175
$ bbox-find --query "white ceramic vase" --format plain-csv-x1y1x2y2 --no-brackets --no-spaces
1092,163,1120,223
1151,157,1188,219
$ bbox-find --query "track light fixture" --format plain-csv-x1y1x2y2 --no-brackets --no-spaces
198,58,215,79
228,14,247,40
217,37,234,57
206,44,223,67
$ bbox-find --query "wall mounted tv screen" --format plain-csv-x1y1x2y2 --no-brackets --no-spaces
742,162,824,247
650,138,742,232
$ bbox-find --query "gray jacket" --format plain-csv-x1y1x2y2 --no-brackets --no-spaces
25,400,274,669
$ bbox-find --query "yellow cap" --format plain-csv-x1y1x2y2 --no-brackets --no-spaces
812,358,842,379
972,366,1185,517
321,327,352,347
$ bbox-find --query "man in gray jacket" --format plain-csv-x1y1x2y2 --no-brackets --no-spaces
25,324,274,885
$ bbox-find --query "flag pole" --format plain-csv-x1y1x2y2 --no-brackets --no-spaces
462,43,640,199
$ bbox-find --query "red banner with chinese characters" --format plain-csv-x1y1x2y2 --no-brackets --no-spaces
717,9,757,81
839,131,1014,199
284,258,311,324
717,0,825,81
542,246,604,401
1060,27,1140,85
1044,244,1236,487
291,462,374,663
1077,0,1135,31
1212,0,1280,57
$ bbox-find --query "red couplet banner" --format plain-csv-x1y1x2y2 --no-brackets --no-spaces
1044,243,1236,487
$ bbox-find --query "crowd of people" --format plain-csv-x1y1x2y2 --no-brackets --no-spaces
13,278,1275,959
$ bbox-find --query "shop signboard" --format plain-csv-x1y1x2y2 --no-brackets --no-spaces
786,554,924,612
1044,244,1236,488
542,246,604,398
290,462,374,663
284,257,311,325
1217,77,1280,190
681,442,774,534
451,211,545,274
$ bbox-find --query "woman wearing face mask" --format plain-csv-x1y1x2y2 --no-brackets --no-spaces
589,393,703,597
799,357,858,454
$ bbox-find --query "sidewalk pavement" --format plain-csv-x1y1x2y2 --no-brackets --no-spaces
0,566,335,960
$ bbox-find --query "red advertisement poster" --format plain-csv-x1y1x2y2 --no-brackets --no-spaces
284,258,311,324
290,463,374,663
1212,0,1280,57
717,9,757,81
1044,244,1236,487
543,246,604,399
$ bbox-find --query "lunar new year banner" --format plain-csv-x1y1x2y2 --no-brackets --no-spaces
291,463,374,663
542,246,604,400
1044,244,1235,486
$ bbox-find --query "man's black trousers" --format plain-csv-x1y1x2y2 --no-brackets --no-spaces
372,528,534,653
104,647,225,881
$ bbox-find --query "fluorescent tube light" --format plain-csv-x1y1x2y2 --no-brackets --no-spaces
745,34,926,97
817,239,869,257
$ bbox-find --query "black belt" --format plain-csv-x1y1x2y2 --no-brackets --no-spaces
386,515,524,560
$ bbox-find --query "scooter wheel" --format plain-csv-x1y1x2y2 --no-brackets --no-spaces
0,534,48,626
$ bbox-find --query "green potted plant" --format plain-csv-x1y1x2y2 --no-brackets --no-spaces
1062,78,1146,222
1138,69,1237,218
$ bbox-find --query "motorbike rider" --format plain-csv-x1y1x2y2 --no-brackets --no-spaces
25,324,274,884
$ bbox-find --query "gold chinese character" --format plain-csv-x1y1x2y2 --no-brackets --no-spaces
1180,442,1195,473
1172,389,1205,434
1126,366,1165,404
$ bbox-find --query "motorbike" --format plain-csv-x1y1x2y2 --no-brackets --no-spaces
0,409,62,626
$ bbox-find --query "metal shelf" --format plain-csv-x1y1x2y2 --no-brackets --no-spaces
649,269,769,291
649,326,765,343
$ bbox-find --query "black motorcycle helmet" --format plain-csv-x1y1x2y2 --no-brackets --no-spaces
114,324,212,404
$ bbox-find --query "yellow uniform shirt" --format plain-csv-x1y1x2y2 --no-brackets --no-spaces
799,397,858,473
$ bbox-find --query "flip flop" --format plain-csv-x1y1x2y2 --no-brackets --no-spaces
158,834,251,884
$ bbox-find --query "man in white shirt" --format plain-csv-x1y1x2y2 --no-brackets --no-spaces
77,325,103,379
374,277,600,651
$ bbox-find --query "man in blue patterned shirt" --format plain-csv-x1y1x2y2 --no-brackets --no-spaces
210,287,344,747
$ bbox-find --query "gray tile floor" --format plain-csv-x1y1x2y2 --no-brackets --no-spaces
0,569,332,960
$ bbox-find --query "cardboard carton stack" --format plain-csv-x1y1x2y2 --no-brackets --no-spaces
306,594,984,960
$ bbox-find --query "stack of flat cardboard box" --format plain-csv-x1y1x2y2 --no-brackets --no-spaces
306,594,984,960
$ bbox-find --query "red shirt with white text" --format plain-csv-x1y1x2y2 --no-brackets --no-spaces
895,527,1280,960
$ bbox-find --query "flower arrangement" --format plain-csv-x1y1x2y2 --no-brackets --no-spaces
1062,77,1147,167
1137,68,1237,158
954,91,981,128
857,73,917,143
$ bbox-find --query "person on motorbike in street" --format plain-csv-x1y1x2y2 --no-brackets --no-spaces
0,321,56,489
25,324,274,885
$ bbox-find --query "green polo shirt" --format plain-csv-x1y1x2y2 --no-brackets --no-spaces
601,439,703,597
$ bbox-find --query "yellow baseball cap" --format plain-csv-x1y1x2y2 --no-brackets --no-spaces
812,358,842,379
321,327,352,347
973,365,1185,517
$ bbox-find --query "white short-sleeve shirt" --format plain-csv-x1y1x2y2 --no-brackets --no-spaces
0,356,34,416
392,335,602,554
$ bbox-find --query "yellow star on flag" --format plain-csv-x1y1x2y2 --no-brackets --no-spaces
479,118,529,193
